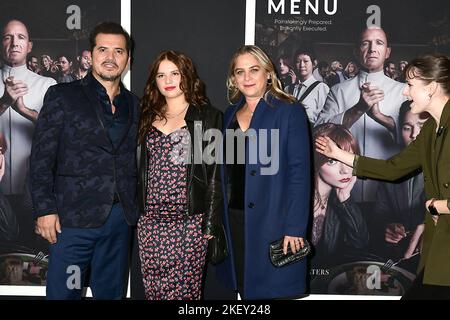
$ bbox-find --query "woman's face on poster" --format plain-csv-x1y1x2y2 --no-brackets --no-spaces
278,58,290,75
319,158,353,189
295,54,314,79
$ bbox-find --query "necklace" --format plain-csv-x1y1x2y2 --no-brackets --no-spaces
166,104,189,119
315,193,330,210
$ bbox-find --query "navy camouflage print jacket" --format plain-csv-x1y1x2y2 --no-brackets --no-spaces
30,77,140,228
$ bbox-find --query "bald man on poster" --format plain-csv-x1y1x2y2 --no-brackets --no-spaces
0,19,56,195
316,26,407,202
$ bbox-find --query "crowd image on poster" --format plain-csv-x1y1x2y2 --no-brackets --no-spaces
250,0,449,295
0,0,121,291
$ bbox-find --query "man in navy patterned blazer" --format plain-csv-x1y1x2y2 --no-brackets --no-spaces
30,22,139,299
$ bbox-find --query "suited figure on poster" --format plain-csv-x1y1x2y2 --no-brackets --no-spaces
370,102,428,262
30,22,139,299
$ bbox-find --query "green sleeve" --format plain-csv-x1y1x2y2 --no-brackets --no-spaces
353,124,428,181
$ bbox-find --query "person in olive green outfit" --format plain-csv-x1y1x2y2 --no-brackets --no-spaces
315,53,450,300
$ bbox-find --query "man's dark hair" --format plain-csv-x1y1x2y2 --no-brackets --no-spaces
384,59,395,69
317,60,329,69
26,54,37,63
293,47,317,64
398,100,411,125
89,22,131,53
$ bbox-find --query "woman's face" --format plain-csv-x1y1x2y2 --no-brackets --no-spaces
318,157,353,189
403,75,432,114
155,59,184,100
42,56,50,68
233,53,269,100
295,54,314,80
278,58,289,75
348,63,355,74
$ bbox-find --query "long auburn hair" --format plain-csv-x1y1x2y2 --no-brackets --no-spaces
312,123,360,208
139,50,210,143
226,45,296,105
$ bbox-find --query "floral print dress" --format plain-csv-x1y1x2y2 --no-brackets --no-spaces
137,126,208,300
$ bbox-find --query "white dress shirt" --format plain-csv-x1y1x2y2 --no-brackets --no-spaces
316,70,407,201
288,75,330,124
0,64,56,194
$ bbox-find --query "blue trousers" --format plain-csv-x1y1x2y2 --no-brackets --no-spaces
46,203,130,300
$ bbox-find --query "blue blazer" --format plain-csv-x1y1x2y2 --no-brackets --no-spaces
217,95,311,299
30,78,140,228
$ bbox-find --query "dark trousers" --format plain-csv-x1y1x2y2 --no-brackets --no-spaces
402,270,450,300
46,203,130,300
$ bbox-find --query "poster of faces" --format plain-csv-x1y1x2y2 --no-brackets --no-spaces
248,0,449,295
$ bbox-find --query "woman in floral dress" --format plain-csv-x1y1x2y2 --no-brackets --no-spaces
137,50,224,300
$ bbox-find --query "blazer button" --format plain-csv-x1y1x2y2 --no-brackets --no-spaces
444,183,449,188
248,202,255,209
250,170,257,176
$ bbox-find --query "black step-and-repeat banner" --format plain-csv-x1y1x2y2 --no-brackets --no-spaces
248,0,449,295
1,0,449,298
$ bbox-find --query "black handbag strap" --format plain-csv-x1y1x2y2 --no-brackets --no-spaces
298,81,321,102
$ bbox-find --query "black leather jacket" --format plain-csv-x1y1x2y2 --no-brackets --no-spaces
138,104,223,237
313,193,369,266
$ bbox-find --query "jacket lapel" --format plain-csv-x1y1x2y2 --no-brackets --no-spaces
80,81,115,150
435,101,450,165
115,92,134,151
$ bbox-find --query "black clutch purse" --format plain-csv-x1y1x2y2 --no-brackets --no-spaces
269,238,310,267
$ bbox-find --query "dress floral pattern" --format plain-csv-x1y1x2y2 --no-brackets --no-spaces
137,126,208,300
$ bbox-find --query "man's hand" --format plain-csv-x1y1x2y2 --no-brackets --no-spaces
12,96,38,122
0,152,4,182
385,223,407,244
3,77,28,105
288,69,297,84
361,83,384,109
36,214,61,244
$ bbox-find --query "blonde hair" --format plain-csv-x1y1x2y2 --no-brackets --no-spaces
226,45,296,105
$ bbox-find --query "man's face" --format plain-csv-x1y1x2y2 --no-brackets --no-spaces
319,66,329,78
2,20,33,67
79,50,92,71
28,56,38,72
385,63,396,78
58,56,71,74
91,33,129,83
359,28,391,73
